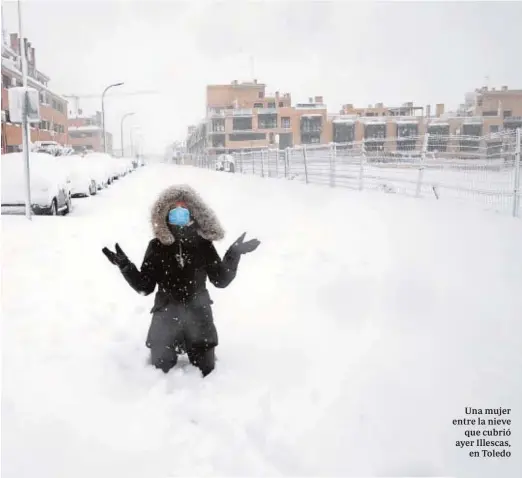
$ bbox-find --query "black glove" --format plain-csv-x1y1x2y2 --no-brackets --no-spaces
230,232,260,255
102,243,131,269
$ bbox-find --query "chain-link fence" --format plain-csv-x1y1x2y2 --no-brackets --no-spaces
185,129,521,217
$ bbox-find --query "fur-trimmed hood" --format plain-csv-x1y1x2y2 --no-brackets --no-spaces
151,184,225,245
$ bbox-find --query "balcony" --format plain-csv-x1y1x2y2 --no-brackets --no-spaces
256,107,277,115
462,116,484,125
504,116,522,124
231,108,253,117
300,125,322,133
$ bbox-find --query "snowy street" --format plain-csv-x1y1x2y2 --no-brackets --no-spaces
2,163,522,477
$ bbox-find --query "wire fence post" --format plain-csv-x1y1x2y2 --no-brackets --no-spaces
513,128,521,218
359,141,366,191
275,147,279,178
239,150,243,174
261,149,265,178
303,145,309,184
329,142,336,187
416,133,429,198
284,147,289,178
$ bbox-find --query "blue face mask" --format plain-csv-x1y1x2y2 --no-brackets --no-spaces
168,207,191,227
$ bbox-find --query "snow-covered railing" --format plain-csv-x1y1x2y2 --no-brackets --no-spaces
188,130,522,218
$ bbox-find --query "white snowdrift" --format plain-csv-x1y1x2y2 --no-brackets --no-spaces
1,164,521,478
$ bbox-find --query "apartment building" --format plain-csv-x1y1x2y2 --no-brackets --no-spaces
1,33,68,153
187,79,331,154
186,81,522,155
68,111,113,153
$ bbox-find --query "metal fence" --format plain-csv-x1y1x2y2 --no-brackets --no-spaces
186,129,522,217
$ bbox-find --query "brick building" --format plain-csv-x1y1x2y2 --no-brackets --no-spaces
68,111,113,153
1,33,68,153
187,79,329,154
186,80,522,155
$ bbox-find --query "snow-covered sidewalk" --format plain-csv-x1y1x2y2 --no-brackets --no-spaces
2,163,522,477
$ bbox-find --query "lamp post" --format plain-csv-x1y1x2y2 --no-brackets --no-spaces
120,112,135,157
101,82,124,153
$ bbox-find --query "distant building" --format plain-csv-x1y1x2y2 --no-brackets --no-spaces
1,33,68,153
68,111,112,153
186,80,522,155
187,79,328,154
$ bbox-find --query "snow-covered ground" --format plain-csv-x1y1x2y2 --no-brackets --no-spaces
2,163,522,478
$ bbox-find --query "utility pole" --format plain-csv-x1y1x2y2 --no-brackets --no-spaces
18,0,32,220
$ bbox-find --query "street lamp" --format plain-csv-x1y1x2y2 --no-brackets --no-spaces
120,112,135,157
101,82,124,153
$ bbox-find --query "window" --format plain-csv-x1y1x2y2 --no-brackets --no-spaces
2,74,11,88
281,117,291,128
253,103,263,108
490,125,500,133
232,117,252,130
364,124,386,140
229,132,266,141
212,119,225,132
212,135,225,147
267,102,276,108
333,124,355,143
397,124,418,138
278,102,284,107
258,91,264,98
258,114,277,129
482,111,498,117
461,124,482,138
300,117,322,133
503,110,512,118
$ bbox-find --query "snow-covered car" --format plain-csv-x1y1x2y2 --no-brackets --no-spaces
1,152,72,215
215,154,235,173
55,155,98,197
83,153,115,189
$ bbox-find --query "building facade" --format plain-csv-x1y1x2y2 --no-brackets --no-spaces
1,33,68,153
186,80,522,156
187,80,331,154
68,111,113,153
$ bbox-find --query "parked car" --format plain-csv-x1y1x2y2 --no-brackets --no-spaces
1,152,72,215
56,155,98,197
83,153,115,189
215,154,235,173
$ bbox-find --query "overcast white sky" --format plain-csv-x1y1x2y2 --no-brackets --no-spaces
2,0,522,153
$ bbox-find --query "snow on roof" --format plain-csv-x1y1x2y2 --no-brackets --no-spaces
332,118,356,124
1,58,67,102
68,125,102,132
359,117,387,125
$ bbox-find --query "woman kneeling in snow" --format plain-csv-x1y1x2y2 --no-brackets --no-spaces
102,184,260,376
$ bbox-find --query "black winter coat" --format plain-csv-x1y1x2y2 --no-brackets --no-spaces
119,236,240,351
120,236,240,305
117,184,239,352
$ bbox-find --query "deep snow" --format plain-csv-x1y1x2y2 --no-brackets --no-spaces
2,163,522,478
